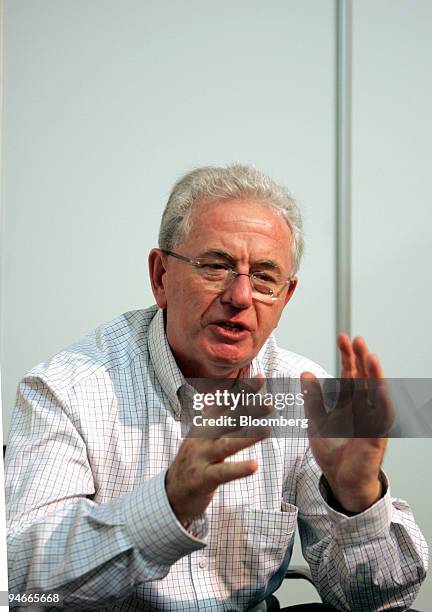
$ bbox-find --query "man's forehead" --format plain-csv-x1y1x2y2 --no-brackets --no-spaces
187,197,288,231
179,199,292,270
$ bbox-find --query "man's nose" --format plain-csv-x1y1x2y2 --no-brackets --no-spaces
220,273,253,309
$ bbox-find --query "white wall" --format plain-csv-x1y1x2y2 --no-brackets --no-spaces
1,0,336,437
349,2,432,610
352,0,432,378
1,0,431,608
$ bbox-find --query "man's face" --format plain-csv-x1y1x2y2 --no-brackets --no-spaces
151,199,297,378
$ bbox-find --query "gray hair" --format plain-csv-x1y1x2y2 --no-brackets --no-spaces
158,164,304,275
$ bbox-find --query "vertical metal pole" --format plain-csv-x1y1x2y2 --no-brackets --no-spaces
336,0,352,370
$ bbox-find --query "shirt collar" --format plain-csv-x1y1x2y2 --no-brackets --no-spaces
148,308,186,414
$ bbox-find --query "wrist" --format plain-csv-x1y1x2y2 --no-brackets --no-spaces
325,476,383,514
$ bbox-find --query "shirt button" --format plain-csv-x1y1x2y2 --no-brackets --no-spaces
198,557,208,569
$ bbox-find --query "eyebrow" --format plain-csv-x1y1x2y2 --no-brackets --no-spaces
196,249,283,273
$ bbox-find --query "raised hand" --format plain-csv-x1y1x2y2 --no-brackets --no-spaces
301,334,394,514
166,377,270,526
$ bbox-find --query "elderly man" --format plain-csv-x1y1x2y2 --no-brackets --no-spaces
6,165,427,611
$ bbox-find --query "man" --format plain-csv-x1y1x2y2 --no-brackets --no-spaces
6,165,428,611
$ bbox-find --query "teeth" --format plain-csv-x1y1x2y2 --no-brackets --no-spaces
220,322,242,330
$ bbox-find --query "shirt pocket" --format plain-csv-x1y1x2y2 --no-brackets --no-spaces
210,502,298,604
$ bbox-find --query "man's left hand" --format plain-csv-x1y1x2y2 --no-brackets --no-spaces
301,334,394,514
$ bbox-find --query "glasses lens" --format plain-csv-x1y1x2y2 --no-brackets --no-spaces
252,273,284,294
194,260,287,302
195,261,230,281
251,290,275,303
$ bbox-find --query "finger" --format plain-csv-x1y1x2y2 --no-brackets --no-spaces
206,431,268,463
374,383,394,433
322,377,354,410
353,336,370,379
338,333,356,377
366,353,385,379
301,372,327,434
369,378,394,431
352,378,394,437
204,459,258,489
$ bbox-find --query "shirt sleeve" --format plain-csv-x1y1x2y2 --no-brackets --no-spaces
295,447,429,611
6,375,208,609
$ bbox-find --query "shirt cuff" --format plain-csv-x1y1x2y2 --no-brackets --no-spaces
319,471,392,545
122,469,208,566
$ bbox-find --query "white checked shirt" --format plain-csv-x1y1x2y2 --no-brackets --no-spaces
6,306,428,611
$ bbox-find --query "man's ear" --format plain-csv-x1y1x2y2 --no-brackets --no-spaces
148,248,168,308
283,276,298,306
273,276,298,331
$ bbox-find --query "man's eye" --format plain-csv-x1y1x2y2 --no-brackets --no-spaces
201,263,230,271
253,272,277,283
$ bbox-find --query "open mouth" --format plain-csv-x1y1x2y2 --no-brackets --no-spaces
210,320,250,338
217,322,245,331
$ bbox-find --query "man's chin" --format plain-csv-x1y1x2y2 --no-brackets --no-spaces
202,343,253,376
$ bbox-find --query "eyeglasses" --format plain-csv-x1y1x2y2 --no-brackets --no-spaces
162,250,291,304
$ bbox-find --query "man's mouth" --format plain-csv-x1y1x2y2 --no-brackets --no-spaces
217,321,245,331
209,320,251,339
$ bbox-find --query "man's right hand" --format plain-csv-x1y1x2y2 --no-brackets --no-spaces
165,377,270,527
